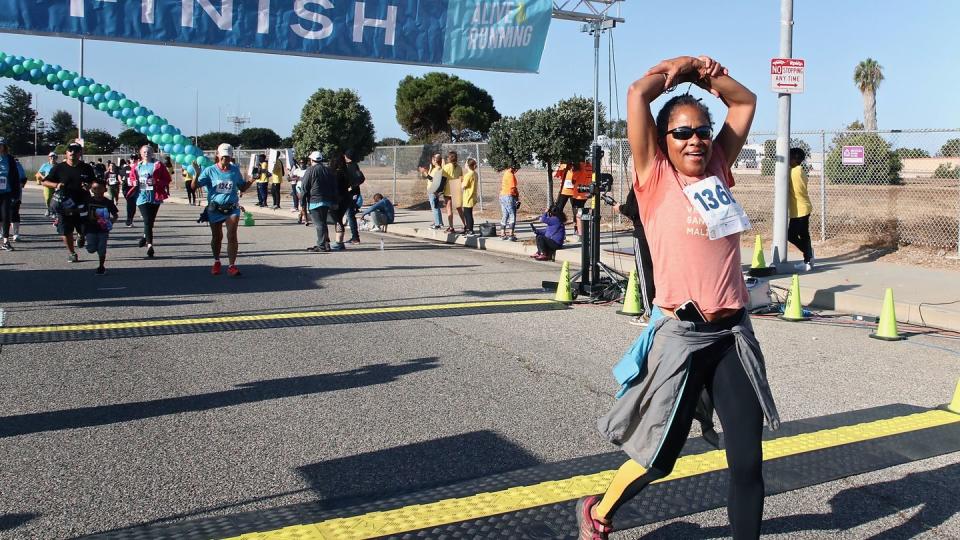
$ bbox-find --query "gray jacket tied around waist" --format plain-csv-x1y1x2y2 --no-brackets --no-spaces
597,310,780,468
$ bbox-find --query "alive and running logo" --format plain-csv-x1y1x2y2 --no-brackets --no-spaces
466,2,534,50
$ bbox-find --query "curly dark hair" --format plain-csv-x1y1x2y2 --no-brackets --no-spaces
654,94,714,148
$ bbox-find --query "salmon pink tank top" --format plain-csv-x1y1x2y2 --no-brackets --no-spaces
634,146,748,314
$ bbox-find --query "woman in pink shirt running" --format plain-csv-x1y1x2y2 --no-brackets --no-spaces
577,56,779,540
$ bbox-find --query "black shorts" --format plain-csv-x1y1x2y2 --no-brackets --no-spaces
330,205,347,224
570,198,586,209
56,213,84,236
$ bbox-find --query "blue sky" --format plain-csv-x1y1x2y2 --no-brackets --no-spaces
2,0,957,142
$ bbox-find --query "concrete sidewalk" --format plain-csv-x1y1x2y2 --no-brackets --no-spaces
181,194,960,333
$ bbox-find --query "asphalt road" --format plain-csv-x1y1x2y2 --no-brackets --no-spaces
1,191,958,539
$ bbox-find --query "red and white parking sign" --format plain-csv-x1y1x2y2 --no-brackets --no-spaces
771,58,805,93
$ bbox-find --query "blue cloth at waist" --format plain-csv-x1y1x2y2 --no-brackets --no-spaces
612,306,665,399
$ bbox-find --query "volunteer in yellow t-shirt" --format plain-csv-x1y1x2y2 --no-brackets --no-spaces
788,147,814,269
441,151,464,232
269,152,284,209
254,153,270,207
461,157,478,235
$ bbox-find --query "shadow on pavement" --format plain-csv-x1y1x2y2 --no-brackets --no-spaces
0,357,439,439
0,513,40,531
636,462,960,539
297,430,542,508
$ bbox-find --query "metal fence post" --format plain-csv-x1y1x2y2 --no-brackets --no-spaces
819,130,827,242
392,146,398,203
475,142,483,212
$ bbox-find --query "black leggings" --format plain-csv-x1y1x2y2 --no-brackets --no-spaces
535,235,560,258
0,195,12,239
788,215,814,263
138,203,160,245
125,190,139,225
270,183,281,207
185,182,197,205
606,324,764,539
463,206,475,232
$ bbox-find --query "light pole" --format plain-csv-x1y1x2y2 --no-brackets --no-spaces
771,0,794,268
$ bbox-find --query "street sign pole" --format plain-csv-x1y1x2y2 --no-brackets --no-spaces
771,0,793,269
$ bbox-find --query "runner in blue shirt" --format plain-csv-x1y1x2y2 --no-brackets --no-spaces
194,143,250,277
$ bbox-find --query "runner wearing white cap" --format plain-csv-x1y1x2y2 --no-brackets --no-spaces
36,151,58,217
193,143,250,276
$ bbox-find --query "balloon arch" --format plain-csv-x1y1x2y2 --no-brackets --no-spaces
2,51,212,167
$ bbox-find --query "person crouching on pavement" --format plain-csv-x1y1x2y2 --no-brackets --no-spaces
361,193,395,231
531,206,566,261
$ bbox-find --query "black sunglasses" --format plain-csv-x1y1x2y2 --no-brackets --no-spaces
67,146,83,152
666,125,713,141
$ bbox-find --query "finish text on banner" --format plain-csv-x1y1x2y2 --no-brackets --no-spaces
0,0,553,73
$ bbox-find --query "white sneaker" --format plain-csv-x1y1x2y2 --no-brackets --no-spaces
805,259,815,272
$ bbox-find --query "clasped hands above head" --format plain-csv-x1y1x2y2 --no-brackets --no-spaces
645,55,730,97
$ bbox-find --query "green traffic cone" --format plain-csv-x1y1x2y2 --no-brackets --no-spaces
751,235,767,269
870,288,904,341
554,261,573,304
780,274,809,321
617,270,643,316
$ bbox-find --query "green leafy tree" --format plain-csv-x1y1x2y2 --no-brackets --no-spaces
486,117,530,172
46,109,77,148
292,88,375,161
932,163,960,179
938,138,960,157
608,119,627,139
824,130,901,184
893,147,930,159
197,131,240,150
0,86,36,154
82,129,118,154
513,96,604,206
239,127,281,149
376,137,406,147
280,136,293,148
395,73,500,143
117,128,149,151
854,59,884,131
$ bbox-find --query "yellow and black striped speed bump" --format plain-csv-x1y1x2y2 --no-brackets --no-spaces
84,403,960,540
0,299,567,345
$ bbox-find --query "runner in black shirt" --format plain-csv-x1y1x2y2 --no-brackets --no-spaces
42,141,96,262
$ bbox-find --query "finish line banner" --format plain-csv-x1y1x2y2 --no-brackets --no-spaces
0,0,552,73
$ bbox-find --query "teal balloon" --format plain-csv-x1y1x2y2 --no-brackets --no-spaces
133,106,146,116
135,116,147,126
62,80,74,90
160,124,173,135
172,144,184,154
184,145,198,155
148,124,160,134
121,108,132,118
29,68,41,79
160,134,173,144
40,64,52,74
182,154,195,165
77,85,90,97
173,135,186,145
83,96,93,104
107,100,119,110
111,110,122,119
162,143,173,153
53,83,63,92
92,93,104,102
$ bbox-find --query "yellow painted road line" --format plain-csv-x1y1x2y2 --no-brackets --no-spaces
0,299,558,335
221,409,960,540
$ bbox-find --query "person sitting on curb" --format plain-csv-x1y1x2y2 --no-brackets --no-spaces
361,193,395,232
531,206,566,261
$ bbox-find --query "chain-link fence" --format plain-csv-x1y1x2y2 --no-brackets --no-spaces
18,129,960,254
360,129,960,254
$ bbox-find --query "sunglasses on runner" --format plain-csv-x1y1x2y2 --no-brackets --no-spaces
666,126,713,141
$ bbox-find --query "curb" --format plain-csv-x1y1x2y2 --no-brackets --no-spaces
163,195,960,333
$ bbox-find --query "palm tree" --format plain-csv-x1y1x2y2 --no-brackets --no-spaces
854,58,884,131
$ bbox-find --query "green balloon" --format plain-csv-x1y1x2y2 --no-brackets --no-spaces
160,133,173,144
173,135,186,145
77,85,90,96
57,70,70,81
68,90,79,98
11,65,23,75
135,116,147,126
119,98,131,108
97,102,109,111
89,83,101,93
147,115,158,125
125,118,136,126
107,99,119,110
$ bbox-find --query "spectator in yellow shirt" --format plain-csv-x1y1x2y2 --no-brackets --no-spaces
442,151,464,232
499,167,519,241
269,152,284,209
462,158,478,236
788,147,814,270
